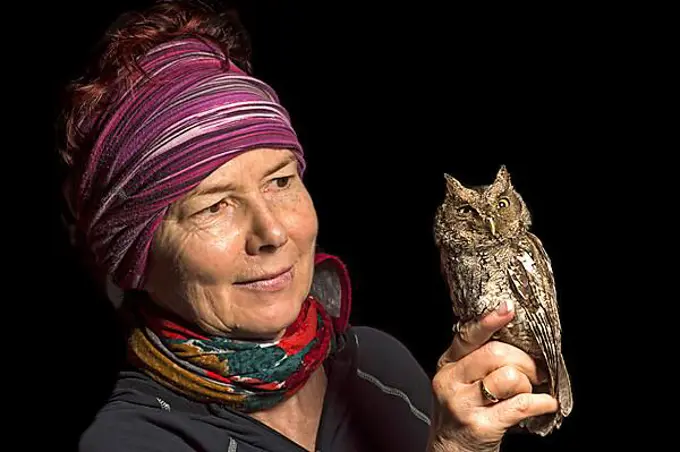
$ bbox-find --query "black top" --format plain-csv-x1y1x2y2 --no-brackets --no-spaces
79,326,434,451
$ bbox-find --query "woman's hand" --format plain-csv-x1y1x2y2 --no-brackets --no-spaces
427,299,559,452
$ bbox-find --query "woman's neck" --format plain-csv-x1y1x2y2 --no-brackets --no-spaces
249,367,328,451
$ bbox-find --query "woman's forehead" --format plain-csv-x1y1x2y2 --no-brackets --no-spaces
184,149,297,196
206,148,295,180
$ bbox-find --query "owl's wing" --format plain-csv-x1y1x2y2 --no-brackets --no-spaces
507,233,562,386
438,246,464,319
526,232,563,337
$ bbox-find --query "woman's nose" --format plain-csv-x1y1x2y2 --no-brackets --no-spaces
245,201,288,255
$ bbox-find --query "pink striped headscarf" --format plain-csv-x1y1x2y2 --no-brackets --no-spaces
71,37,305,290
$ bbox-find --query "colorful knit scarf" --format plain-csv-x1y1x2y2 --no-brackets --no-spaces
126,294,336,412
123,253,352,413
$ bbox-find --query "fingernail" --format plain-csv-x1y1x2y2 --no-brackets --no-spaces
496,299,514,315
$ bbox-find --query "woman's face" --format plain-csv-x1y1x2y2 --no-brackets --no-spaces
144,148,318,340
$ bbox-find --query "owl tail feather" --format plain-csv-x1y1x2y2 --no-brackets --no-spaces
522,353,573,436
524,411,562,436
557,353,573,417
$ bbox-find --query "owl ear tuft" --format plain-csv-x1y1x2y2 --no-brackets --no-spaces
444,172,478,203
493,165,512,191
444,173,466,197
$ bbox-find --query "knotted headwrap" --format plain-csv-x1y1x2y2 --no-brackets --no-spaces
71,37,305,289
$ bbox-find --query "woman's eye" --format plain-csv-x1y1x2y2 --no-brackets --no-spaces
273,176,293,189
199,200,227,216
208,203,223,213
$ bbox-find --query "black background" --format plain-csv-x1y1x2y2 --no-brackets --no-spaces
13,0,664,450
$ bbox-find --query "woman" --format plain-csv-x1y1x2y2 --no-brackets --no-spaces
59,1,558,451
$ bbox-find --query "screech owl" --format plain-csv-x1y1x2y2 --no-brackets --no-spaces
433,165,573,436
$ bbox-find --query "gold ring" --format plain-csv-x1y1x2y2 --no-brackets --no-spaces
480,380,500,403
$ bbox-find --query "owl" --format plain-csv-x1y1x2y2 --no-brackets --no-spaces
433,165,573,436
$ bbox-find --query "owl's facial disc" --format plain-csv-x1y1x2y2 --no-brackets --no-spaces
455,204,494,240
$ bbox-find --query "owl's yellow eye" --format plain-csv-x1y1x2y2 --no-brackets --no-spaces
498,197,510,209
458,205,474,214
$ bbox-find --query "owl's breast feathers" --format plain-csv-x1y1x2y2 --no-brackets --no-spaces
439,243,514,322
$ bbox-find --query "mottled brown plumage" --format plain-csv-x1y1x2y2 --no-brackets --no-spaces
433,165,573,436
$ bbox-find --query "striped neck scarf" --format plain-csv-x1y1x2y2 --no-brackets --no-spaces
124,252,353,413
126,294,335,412
68,37,304,290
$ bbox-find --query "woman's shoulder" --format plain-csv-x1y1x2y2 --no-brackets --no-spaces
77,370,219,452
345,325,432,387
79,328,434,452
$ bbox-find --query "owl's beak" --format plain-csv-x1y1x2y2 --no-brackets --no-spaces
486,217,497,237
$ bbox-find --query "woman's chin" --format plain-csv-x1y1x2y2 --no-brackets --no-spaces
226,328,287,342
227,292,307,340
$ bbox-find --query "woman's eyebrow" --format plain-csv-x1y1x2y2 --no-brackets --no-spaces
184,155,297,202
263,155,296,177
187,182,238,201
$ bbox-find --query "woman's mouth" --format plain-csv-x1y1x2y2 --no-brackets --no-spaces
235,266,294,292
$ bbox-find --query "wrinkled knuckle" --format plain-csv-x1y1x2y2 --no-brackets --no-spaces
432,368,458,397
514,394,533,415
433,384,468,424
500,366,521,386
432,372,448,396
485,341,508,360
468,413,494,438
